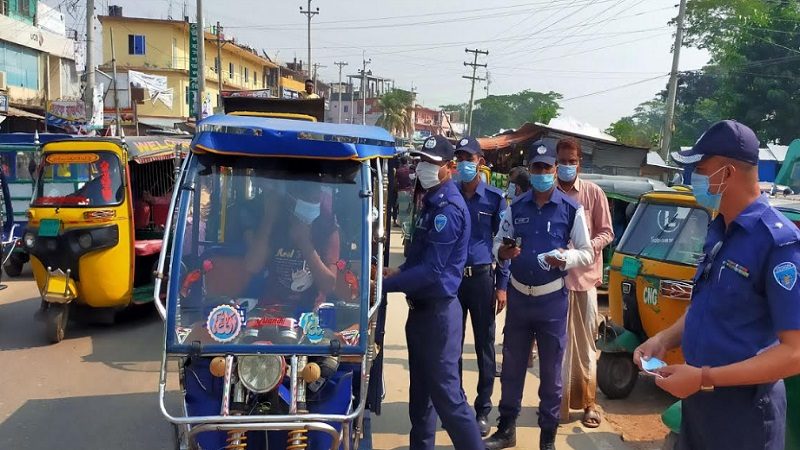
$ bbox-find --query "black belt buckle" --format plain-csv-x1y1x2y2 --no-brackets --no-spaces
464,266,473,277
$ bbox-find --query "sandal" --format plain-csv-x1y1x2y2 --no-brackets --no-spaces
582,408,601,429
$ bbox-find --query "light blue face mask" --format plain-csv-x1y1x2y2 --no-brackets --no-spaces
531,173,555,192
557,164,578,182
457,161,479,183
506,182,517,200
691,166,728,211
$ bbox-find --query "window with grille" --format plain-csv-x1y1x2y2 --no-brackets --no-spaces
128,35,146,55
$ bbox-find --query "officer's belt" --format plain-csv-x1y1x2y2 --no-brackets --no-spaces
510,276,564,297
463,264,492,278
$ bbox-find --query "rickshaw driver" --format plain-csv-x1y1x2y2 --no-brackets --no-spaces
635,120,800,450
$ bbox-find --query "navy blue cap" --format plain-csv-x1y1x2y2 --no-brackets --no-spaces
412,135,455,163
455,136,483,156
672,120,760,166
529,139,557,166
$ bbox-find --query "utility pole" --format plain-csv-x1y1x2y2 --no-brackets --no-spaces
312,62,325,92
661,0,688,162
299,0,319,77
84,0,95,124
216,21,224,108
334,61,348,123
195,0,205,122
463,48,488,136
360,53,371,125
485,70,491,97
109,28,121,135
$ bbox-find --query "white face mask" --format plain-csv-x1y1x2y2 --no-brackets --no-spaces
293,198,321,224
416,161,442,189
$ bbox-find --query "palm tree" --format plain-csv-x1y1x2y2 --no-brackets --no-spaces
376,89,414,138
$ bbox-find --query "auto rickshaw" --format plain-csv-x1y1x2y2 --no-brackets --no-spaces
598,189,711,399
153,111,393,450
23,135,188,342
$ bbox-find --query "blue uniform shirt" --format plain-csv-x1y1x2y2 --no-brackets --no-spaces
459,181,510,290
384,179,470,301
493,188,593,287
683,195,800,367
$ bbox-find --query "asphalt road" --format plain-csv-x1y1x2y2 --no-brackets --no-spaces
0,233,639,450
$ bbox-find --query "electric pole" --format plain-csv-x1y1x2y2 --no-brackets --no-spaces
485,70,491,97
299,0,319,77
334,61,348,123
84,0,95,125
463,48,488,136
216,21,224,109
109,28,121,135
312,62,326,92
195,0,205,122
660,0,688,162
360,54,371,125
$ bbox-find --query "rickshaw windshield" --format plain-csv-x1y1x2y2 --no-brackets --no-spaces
32,152,124,207
170,153,368,353
616,202,710,266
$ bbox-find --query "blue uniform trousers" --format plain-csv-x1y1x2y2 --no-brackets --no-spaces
458,267,497,417
498,286,568,430
406,296,484,450
678,381,786,450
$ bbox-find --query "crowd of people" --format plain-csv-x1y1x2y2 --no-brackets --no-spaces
380,120,800,450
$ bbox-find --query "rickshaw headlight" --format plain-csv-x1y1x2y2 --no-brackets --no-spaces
23,232,35,249
78,233,93,249
237,355,285,393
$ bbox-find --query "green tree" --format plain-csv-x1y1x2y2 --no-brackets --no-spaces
606,99,665,148
472,90,563,136
376,89,414,138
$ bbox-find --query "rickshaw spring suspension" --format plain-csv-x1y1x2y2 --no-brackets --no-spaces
224,430,247,450
286,429,309,450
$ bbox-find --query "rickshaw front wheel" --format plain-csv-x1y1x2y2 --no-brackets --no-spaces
3,254,24,278
45,304,69,343
597,352,638,399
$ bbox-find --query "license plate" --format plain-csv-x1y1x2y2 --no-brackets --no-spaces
38,219,61,237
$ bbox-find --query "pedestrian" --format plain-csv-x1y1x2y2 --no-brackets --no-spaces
392,157,414,227
555,137,614,428
383,135,485,450
484,139,594,450
454,136,510,436
635,120,800,450
302,79,320,99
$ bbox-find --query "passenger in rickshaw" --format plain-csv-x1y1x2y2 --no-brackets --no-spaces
73,156,123,205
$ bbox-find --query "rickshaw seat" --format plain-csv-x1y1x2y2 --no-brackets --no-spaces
150,196,171,228
134,239,163,256
133,202,151,229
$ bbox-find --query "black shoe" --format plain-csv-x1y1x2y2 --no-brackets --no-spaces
477,415,490,437
484,417,516,450
539,428,556,450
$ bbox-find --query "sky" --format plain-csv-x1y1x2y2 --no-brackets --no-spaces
51,0,710,129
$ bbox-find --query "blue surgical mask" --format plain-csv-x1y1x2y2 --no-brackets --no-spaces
294,198,321,224
557,164,578,182
531,173,555,192
690,166,728,211
506,182,517,200
457,161,478,183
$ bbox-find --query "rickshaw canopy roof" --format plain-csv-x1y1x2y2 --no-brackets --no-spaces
40,136,190,164
581,173,671,203
192,114,396,160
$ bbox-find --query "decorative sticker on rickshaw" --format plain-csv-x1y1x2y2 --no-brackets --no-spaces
175,326,193,344
339,329,360,346
206,304,243,343
643,278,661,313
98,160,113,203
299,312,325,344
45,153,100,164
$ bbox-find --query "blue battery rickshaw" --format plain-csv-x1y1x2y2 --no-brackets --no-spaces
153,112,393,450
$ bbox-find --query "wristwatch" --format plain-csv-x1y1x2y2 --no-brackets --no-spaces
700,366,715,392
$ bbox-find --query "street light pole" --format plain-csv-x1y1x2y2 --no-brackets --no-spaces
360,53,371,125
661,0,688,161
216,21,224,108
84,0,95,124
334,61,348,123
299,0,319,77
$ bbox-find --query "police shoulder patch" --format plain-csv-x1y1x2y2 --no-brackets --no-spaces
773,262,797,291
434,214,448,232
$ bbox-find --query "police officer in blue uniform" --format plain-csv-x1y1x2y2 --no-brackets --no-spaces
383,135,485,450
635,120,800,450
485,140,594,450
454,136,510,436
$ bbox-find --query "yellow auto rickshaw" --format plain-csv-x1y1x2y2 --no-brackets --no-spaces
597,188,711,398
24,135,188,343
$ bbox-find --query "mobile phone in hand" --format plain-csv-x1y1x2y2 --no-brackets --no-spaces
502,237,517,247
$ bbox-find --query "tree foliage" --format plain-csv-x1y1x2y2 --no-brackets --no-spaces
605,99,665,148
442,90,563,136
376,89,414,138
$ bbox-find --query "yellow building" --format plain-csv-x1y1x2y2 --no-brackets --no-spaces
98,13,279,123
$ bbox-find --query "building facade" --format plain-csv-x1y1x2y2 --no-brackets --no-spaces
98,8,279,125
0,0,79,131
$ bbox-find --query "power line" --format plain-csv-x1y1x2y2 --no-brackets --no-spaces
561,74,669,102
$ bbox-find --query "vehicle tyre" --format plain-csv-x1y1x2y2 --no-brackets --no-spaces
3,255,24,278
45,304,69,343
662,432,679,450
597,352,638,399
